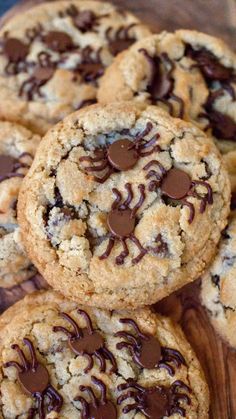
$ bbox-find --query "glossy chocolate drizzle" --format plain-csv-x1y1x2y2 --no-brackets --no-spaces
140,49,184,118
80,122,160,183
75,376,117,419
115,318,186,375
99,183,147,265
143,163,213,223
53,309,117,373
4,338,63,419
186,45,236,141
117,379,191,418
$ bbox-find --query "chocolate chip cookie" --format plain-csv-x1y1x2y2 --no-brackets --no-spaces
18,102,230,309
0,121,40,288
0,0,150,135
98,30,236,155
201,211,236,348
0,289,209,418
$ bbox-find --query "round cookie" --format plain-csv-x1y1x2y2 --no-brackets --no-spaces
0,121,40,287
0,289,209,418
18,102,230,309
98,30,236,155
0,0,150,135
201,211,236,348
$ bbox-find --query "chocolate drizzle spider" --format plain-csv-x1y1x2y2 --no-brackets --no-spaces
74,46,105,83
143,162,213,223
105,23,137,56
0,32,29,75
100,183,147,265
117,379,191,418
115,318,186,375
59,5,108,33
79,122,160,183
19,52,57,100
75,376,117,419
139,49,185,118
53,309,117,373
4,338,63,418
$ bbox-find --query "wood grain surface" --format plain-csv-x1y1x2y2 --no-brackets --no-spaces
0,1,236,418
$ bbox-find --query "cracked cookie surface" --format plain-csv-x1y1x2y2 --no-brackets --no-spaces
98,30,236,158
0,0,150,135
201,211,236,348
0,290,209,418
18,102,230,309
0,121,40,288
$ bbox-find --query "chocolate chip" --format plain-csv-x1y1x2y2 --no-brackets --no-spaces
44,31,74,53
108,139,138,171
74,10,96,32
3,38,29,62
76,62,104,82
161,168,191,200
33,66,55,82
107,208,135,238
205,109,236,140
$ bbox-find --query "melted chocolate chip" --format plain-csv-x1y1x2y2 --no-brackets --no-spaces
186,46,233,81
205,109,236,140
33,66,55,82
107,208,135,238
44,31,74,53
19,363,49,395
107,139,138,171
70,328,104,355
76,62,104,82
3,38,29,62
161,168,191,200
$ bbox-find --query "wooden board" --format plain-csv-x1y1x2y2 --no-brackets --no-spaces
0,1,236,418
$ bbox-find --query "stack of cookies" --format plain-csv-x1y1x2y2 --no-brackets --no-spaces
0,1,235,417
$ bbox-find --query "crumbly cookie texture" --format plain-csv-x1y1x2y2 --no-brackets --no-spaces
0,0,150,135
18,102,230,309
201,211,236,348
98,30,236,156
0,121,40,287
0,290,209,418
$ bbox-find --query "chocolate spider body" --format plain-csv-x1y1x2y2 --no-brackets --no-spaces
19,52,56,100
53,309,117,373
117,379,191,418
3,338,63,419
105,23,137,56
115,318,186,375
75,376,117,419
144,162,213,223
100,183,147,265
79,122,160,183
0,152,32,183
140,49,184,118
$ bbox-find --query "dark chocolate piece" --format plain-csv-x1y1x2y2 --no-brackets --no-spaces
161,168,191,200
0,153,32,183
107,139,138,171
4,339,63,418
3,38,29,63
44,31,74,53
105,24,136,56
53,309,117,373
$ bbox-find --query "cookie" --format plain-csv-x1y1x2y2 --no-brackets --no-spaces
98,30,236,155
201,211,236,348
0,121,40,287
18,102,230,309
0,289,209,418
0,0,150,135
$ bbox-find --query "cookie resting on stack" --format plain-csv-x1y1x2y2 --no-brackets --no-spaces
0,0,235,418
